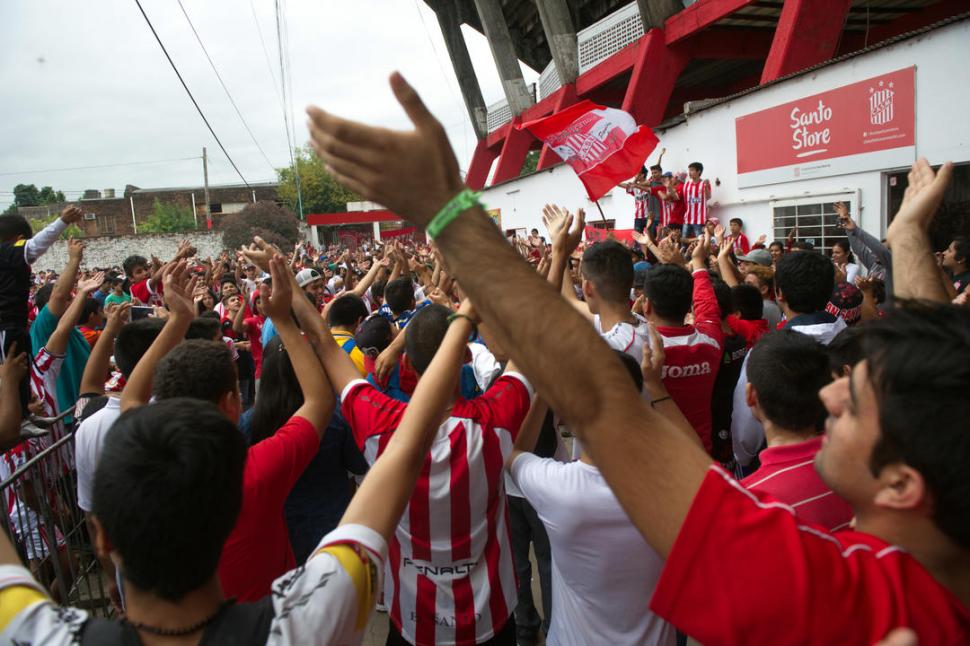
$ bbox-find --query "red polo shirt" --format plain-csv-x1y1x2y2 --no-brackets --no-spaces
741,436,854,532
651,465,970,643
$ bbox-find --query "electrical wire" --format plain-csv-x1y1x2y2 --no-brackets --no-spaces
275,0,303,219
132,0,251,188
248,0,286,112
176,0,276,173
0,156,201,178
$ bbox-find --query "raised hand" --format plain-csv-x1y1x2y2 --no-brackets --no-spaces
259,256,293,320
713,224,725,240
428,287,451,308
60,205,83,225
718,237,734,259
888,158,953,242
854,275,877,295
307,72,464,226
834,201,856,231
162,261,198,320
631,230,650,246
542,205,585,257
241,236,282,273
77,271,106,294
103,302,132,333
640,323,667,392
755,233,768,246
67,238,85,262
1,342,29,385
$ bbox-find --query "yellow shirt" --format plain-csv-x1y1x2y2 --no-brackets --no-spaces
332,330,367,377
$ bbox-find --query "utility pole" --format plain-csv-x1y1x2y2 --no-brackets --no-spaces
202,146,212,230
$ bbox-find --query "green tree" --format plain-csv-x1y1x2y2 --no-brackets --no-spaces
520,150,540,177
38,186,65,203
220,201,300,251
29,213,82,240
277,146,361,217
139,199,197,234
13,184,41,207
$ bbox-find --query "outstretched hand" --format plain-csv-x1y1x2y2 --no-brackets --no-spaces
77,271,106,294
241,236,282,273
307,72,464,226
888,157,953,242
162,261,198,319
60,205,83,225
542,205,585,257
260,256,294,320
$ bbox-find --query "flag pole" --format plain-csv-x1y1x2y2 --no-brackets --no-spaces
594,200,607,224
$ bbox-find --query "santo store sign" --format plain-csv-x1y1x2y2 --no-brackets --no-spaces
735,67,915,188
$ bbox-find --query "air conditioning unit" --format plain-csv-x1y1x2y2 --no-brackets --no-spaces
83,213,96,221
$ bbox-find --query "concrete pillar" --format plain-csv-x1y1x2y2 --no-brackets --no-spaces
435,2,488,139
473,0,534,116
636,0,682,31
535,0,578,84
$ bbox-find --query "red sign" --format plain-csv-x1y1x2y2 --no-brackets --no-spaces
519,100,658,201
735,67,915,187
584,226,635,243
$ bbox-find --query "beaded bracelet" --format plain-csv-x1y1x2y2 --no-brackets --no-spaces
426,189,483,239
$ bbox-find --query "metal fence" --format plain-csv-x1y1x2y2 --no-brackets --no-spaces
0,427,113,616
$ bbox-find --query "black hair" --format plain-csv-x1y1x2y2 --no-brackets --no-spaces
248,336,302,445
614,350,644,392
92,399,245,601
384,277,415,316
153,340,237,404
642,264,693,322
730,218,744,228
792,240,815,251
832,239,855,264
77,297,103,327
649,164,662,172
0,215,33,242
863,303,970,549
747,330,831,431
370,280,386,304
327,294,368,329
122,255,149,279
195,288,218,316
34,284,54,312
114,318,166,378
768,241,785,252
581,241,634,304
731,284,764,320
404,304,451,375
688,161,704,174
710,275,731,321
356,315,393,357
775,251,834,314
186,316,222,342
826,325,867,377
951,236,970,265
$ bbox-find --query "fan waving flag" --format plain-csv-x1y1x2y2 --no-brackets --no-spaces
518,100,659,201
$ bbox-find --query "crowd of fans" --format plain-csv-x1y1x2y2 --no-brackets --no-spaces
0,72,967,645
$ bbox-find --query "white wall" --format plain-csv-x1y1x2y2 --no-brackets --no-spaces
483,19,970,242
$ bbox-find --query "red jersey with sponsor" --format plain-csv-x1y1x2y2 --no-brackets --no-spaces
741,436,854,531
341,374,533,646
651,465,970,644
731,232,751,255
656,270,723,453
626,186,649,221
681,179,709,226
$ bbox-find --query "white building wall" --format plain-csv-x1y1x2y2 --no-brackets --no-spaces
482,19,970,242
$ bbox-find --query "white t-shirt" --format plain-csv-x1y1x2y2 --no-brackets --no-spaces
509,454,675,646
74,397,122,512
593,313,649,363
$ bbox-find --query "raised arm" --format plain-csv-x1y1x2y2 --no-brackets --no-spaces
506,396,550,468
717,238,742,287
120,263,197,413
46,271,104,357
307,73,711,557
261,257,334,434
47,239,84,317
79,302,131,396
886,158,953,302
24,205,81,264
348,255,384,298
339,300,476,540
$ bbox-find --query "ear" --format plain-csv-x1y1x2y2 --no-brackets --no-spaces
745,383,761,418
873,463,928,513
582,279,595,301
775,286,785,305
218,389,242,425
643,297,654,317
89,515,114,561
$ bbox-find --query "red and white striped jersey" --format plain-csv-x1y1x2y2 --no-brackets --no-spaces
626,186,648,220
341,373,533,646
30,348,71,471
682,179,709,226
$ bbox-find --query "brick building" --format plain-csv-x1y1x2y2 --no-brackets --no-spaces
24,182,279,237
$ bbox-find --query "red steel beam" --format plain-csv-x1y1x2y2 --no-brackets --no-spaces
537,84,578,170
760,0,852,82
687,28,774,59
664,0,758,44
490,118,536,184
622,29,691,126
465,138,500,190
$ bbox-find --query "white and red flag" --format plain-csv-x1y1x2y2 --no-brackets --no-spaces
518,100,659,201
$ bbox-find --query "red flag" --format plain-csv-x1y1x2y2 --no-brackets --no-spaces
519,100,659,201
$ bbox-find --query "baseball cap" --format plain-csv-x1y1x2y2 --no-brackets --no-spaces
295,268,322,288
737,249,772,266
662,171,673,178
826,282,863,326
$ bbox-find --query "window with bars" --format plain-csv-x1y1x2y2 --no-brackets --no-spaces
96,214,116,236
771,196,854,255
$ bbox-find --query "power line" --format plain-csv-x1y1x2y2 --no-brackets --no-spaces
132,0,251,188
248,0,286,113
176,0,276,174
275,0,303,219
0,156,201,178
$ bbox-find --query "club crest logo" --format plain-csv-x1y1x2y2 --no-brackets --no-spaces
869,80,895,125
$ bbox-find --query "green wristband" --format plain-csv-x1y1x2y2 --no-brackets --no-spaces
426,189,483,239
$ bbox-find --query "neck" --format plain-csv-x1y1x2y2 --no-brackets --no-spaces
762,421,817,448
122,576,224,643
854,513,970,608
649,312,685,328
780,302,801,321
597,301,637,331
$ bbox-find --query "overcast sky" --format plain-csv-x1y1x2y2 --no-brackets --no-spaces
0,0,539,209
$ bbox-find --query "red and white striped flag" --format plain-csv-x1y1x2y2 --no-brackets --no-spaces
518,100,659,201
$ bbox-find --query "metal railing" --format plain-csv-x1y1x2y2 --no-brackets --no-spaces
1,424,113,616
